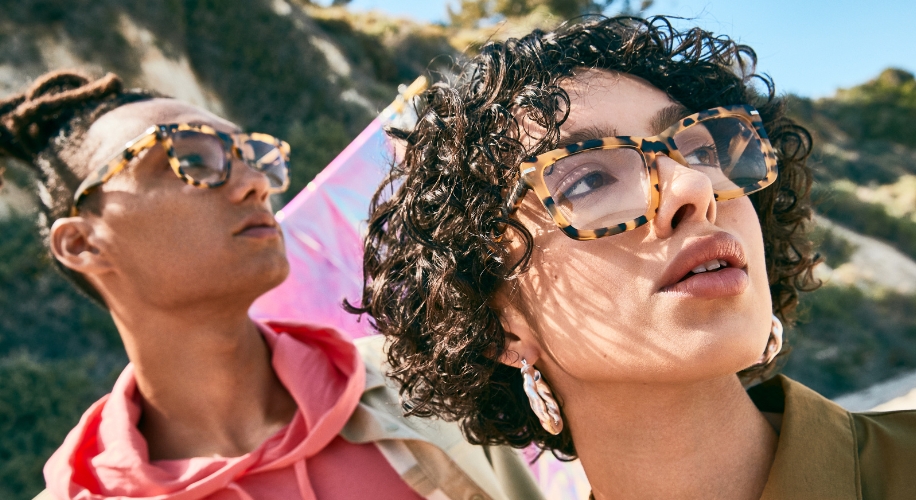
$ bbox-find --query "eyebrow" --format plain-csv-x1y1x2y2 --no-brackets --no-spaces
555,103,693,149
557,124,619,149
186,121,243,135
649,104,693,135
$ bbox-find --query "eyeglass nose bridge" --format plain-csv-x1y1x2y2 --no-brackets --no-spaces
641,137,724,219
638,137,691,170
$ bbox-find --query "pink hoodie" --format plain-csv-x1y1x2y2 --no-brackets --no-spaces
43,322,423,500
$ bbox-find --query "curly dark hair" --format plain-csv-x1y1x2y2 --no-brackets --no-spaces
352,15,819,458
0,70,157,306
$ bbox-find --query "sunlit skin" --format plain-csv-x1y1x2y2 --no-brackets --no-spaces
48,99,296,460
498,70,778,499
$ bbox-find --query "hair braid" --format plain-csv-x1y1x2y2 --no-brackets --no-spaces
0,69,157,306
4,72,123,157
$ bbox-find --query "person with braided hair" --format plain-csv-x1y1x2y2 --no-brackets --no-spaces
1,70,543,500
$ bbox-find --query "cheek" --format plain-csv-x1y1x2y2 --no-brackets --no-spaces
517,197,773,384
716,197,768,283
517,218,657,375
103,187,231,276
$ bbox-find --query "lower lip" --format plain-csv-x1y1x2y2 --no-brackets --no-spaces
238,226,281,239
660,268,749,298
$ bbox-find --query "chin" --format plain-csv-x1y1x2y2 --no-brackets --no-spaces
250,252,291,292
698,329,771,379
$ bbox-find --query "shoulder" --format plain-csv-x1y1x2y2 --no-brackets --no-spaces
773,375,916,499
348,335,545,500
852,407,916,440
852,409,916,499
353,333,386,370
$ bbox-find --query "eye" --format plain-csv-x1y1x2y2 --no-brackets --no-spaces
683,145,718,167
178,154,206,169
562,170,614,200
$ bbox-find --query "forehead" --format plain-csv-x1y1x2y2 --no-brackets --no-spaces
81,98,240,170
559,69,679,137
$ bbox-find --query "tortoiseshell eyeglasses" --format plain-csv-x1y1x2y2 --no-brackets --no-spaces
505,104,779,241
71,123,291,215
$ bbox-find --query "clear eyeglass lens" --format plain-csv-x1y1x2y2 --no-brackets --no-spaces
171,131,228,184
542,147,650,230
242,139,289,190
672,116,768,193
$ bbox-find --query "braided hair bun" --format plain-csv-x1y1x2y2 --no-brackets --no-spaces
0,69,158,305
0,71,127,164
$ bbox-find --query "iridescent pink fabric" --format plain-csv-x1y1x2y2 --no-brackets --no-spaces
249,118,389,337
248,117,591,498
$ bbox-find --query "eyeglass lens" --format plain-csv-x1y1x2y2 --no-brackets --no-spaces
171,131,289,189
241,139,288,190
172,131,228,184
542,116,768,231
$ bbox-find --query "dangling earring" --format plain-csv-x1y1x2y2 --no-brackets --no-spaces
739,315,785,388
521,359,564,435
754,314,784,367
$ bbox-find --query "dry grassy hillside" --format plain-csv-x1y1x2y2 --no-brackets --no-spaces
0,2,914,497
779,70,916,394
0,2,456,496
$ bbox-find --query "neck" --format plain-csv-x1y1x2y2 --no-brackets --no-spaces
561,374,776,500
109,298,297,461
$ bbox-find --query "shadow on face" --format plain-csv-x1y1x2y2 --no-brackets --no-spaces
500,70,773,389
63,99,290,312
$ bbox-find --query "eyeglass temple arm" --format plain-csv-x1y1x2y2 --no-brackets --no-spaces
503,178,530,218
71,132,160,215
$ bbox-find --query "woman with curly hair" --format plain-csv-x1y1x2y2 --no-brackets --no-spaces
355,15,916,499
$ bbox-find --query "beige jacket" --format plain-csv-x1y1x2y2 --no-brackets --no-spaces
343,335,544,500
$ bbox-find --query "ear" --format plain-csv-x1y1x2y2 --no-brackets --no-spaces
495,301,543,369
49,217,112,275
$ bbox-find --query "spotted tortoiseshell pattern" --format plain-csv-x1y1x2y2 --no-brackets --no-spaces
506,104,779,241
71,124,291,215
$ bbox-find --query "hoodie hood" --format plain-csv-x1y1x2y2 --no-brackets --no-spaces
44,321,365,500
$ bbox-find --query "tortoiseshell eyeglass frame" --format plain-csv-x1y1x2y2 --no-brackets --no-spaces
70,123,291,216
504,104,779,241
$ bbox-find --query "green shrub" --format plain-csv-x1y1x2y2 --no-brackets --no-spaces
810,225,857,268
814,185,916,261
785,72,916,186
827,69,916,149
0,355,112,500
0,213,123,361
784,285,916,398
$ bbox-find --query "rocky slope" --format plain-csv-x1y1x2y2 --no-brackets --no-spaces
0,2,455,497
0,2,915,497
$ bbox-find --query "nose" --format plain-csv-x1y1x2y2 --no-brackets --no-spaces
225,157,272,206
651,155,717,239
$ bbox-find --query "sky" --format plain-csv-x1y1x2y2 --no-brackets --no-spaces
317,0,915,98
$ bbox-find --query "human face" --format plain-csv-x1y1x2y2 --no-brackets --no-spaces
501,70,773,387
68,99,289,310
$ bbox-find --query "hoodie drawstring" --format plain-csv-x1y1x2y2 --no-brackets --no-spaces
226,482,256,500
294,459,315,499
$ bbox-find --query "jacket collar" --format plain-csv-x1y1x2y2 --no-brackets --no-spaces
751,375,861,499
341,334,533,500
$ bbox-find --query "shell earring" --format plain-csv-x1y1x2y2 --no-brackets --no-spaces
521,359,563,435
738,315,785,388
755,314,784,367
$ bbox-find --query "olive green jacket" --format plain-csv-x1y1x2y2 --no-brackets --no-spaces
751,375,916,499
